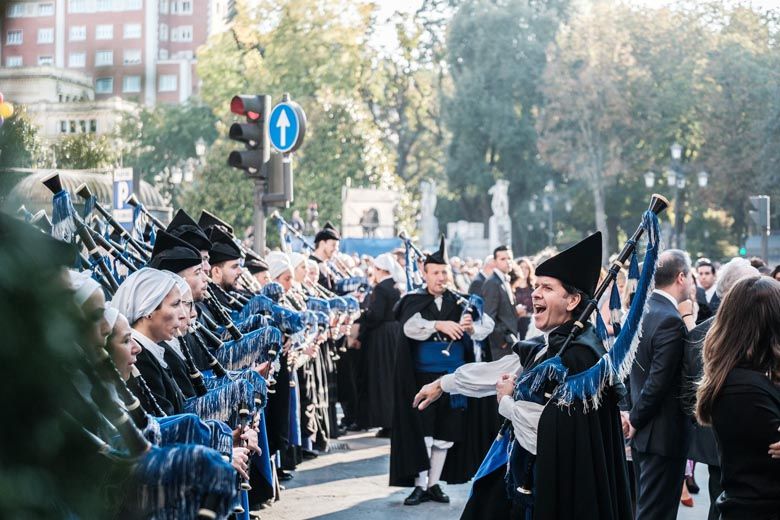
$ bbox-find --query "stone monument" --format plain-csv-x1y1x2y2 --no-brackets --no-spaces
419,180,439,250
488,179,512,251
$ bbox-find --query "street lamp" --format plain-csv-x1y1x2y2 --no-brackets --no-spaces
529,181,570,247
667,143,709,250
644,171,656,188
697,170,709,188
195,137,207,159
670,142,683,161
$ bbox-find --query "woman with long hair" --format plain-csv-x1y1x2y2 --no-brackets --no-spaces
512,256,535,339
696,275,780,519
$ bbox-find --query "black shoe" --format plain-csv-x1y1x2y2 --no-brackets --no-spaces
403,486,429,506
685,475,700,494
345,422,362,432
426,484,450,503
302,449,319,460
375,427,391,438
276,470,294,482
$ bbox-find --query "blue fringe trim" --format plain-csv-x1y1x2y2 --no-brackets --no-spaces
183,378,256,427
51,190,77,242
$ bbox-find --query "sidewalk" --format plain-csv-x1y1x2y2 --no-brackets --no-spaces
261,431,711,519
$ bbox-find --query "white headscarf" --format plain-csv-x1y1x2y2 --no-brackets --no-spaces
67,270,102,307
289,252,306,269
110,267,178,324
373,253,398,276
104,307,120,330
269,257,293,281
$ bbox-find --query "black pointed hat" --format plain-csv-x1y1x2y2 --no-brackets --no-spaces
244,248,269,274
208,226,243,264
424,235,448,266
314,221,340,244
198,210,234,235
167,209,212,251
148,230,202,273
535,232,602,298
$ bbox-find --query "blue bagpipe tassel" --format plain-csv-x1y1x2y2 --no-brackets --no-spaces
82,194,97,219
51,190,77,242
609,280,622,336
595,312,609,342
626,248,640,296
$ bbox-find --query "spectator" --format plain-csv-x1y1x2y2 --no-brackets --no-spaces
511,256,535,340
481,245,520,360
696,276,780,519
467,255,495,296
695,258,720,323
770,264,780,281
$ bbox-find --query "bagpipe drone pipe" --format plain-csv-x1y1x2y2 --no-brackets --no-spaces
398,229,425,290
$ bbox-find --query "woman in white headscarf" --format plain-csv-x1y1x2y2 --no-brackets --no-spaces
111,268,188,415
68,270,111,350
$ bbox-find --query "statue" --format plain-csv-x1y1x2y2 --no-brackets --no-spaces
419,180,439,249
488,179,512,251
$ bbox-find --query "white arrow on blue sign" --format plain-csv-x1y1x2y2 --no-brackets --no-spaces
269,101,306,153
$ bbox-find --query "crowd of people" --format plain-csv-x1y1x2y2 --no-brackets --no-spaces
2,180,779,519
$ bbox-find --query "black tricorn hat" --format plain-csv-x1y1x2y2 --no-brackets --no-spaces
148,230,202,273
314,221,340,244
167,209,212,252
535,231,602,298
198,210,234,236
244,249,269,274
208,226,243,264
424,235,448,266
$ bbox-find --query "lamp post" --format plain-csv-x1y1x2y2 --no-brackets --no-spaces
529,180,571,247
664,142,708,250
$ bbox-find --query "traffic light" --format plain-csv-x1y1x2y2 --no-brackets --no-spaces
228,94,271,177
749,195,771,234
263,152,294,208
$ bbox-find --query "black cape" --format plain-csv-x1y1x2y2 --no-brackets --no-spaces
462,322,632,520
389,288,487,487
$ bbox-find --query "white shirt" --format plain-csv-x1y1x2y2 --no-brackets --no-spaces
439,339,550,454
403,294,494,342
653,288,678,308
165,338,186,361
704,285,717,303
132,329,168,369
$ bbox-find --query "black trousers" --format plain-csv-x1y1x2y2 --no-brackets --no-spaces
632,448,686,520
708,465,722,520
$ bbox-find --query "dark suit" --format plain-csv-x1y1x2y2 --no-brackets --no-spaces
695,286,721,324
629,291,691,520
481,271,518,360
467,271,487,296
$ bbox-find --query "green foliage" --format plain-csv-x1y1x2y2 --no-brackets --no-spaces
0,108,43,168
117,102,219,184
52,133,117,169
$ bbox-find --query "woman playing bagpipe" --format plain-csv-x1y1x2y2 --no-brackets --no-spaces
412,196,667,519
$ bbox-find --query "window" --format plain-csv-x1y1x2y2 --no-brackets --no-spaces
7,3,25,17
123,49,141,64
96,0,112,11
68,0,87,13
159,23,168,41
173,50,193,59
39,3,54,16
126,0,141,9
69,120,76,133
95,77,113,94
159,74,177,92
60,121,68,133
159,0,168,13
171,25,192,42
38,55,53,66
6,56,22,67
158,48,169,59
171,0,192,14
95,24,113,40
38,28,54,43
123,75,141,92
95,50,113,66
68,52,86,67
6,30,23,45
69,25,86,41
124,23,141,39
90,120,97,132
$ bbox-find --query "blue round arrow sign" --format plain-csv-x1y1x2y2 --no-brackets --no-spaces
269,101,306,153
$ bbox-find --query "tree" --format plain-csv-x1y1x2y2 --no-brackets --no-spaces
52,133,117,169
0,108,43,169
442,0,568,250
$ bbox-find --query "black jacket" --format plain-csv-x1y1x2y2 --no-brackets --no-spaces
695,286,721,324
481,272,518,355
467,271,486,296
134,347,185,416
357,277,400,343
629,292,691,457
712,367,780,519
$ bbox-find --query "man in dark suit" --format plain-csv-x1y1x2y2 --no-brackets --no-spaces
627,249,693,520
467,255,495,296
695,258,720,323
481,246,519,360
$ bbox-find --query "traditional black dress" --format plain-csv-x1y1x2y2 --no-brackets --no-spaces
389,288,477,487
462,322,632,520
357,276,401,429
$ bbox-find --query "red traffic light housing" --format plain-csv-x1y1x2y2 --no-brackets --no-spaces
228,94,271,176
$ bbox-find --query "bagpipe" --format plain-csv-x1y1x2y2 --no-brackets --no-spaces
398,229,424,291
441,290,484,357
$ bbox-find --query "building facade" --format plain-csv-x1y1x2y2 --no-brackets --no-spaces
0,0,229,105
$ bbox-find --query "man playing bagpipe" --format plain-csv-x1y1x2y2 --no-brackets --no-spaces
390,236,495,506
412,230,660,519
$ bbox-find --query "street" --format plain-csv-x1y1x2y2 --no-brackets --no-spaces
261,431,712,519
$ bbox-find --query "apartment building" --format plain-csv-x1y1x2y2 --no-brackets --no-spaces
0,0,231,106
